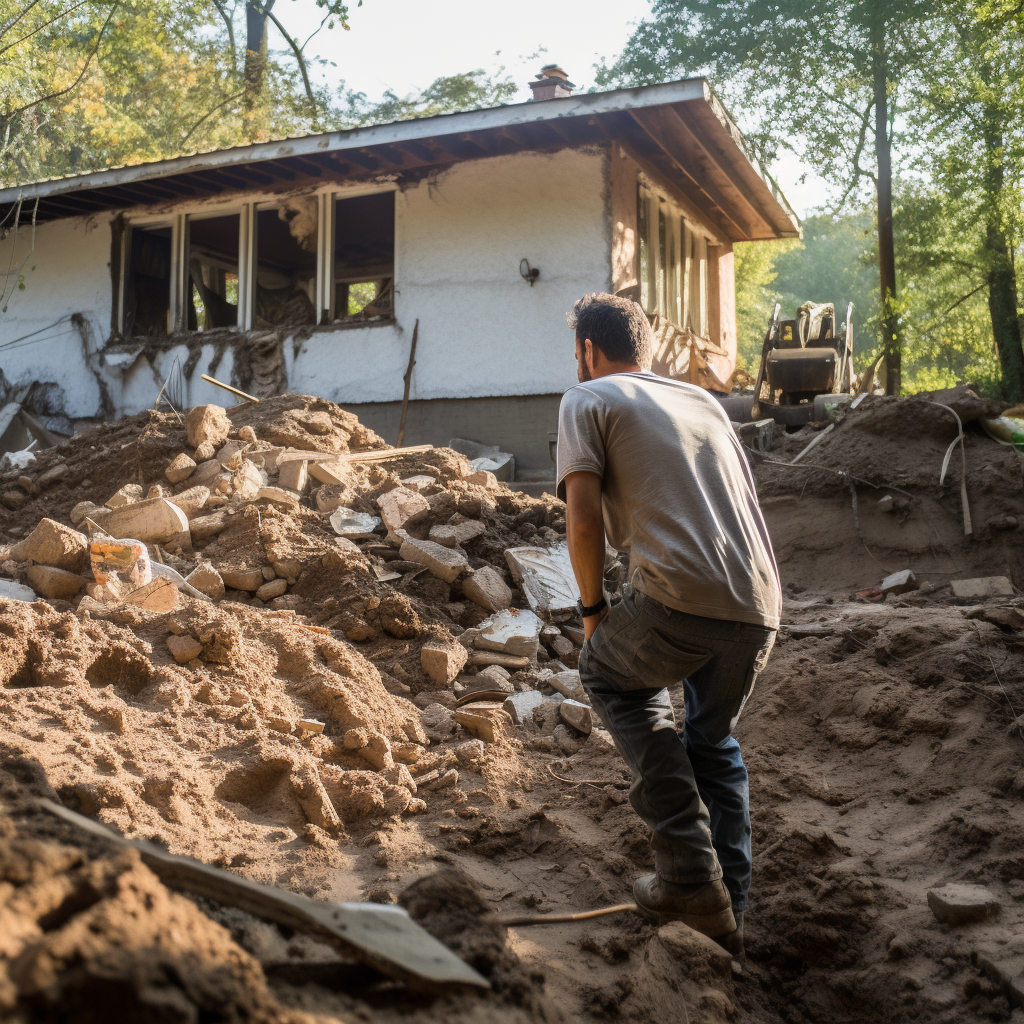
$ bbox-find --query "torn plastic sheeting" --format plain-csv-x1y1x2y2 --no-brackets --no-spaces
0,579,37,602
505,543,580,618
329,508,382,540
448,438,515,481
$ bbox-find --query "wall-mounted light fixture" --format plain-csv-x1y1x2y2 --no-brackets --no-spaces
519,258,540,286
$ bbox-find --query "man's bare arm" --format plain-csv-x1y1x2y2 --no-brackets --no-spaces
563,470,608,640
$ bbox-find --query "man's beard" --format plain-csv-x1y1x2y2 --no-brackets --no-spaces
579,360,593,382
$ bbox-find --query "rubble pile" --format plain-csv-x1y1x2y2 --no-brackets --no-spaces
0,387,1022,1024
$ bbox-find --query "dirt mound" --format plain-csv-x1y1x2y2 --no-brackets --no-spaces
756,384,1024,597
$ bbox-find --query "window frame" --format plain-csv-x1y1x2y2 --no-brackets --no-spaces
117,184,397,338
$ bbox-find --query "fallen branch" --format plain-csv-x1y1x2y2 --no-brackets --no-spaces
499,903,637,927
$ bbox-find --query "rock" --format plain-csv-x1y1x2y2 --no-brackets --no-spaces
421,768,459,791
315,486,349,513
194,441,216,461
475,608,544,659
420,703,456,743
401,474,436,492
329,508,381,540
70,501,107,526
344,728,393,770
278,459,308,493
658,921,733,975
503,689,561,724
189,510,230,539
11,518,88,571
166,633,203,663
421,640,468,686
169,485,211,519
256,578,287,601
17,475,38,496
308,461,349,487
1,490,27,510
548,669,587,702
467,470,499,488
548,634,575,658
429,520,486,548
292,767,341,832
220,567,263,592
377,487,430,532
989,514,1019,531
165,453,197,484
0,579,37,602
185,563,225,600
877,495,894,512
505,543,580,617
186,404,231,447
927,883,1000,925
476,664,511,687
400,536,469,583
454,703,511,743
297,718,325,735
462,566,513,612
189,459,225,490
257,486,300,507
972,950,1024,1009
881,569,917,595
951,576,1014,599
36,463,69,488
559,699,593,734
238,425,257,443
26,564,86,599
230,460,263,503
98,498,191,547
467,650,531,669
123,577,179,612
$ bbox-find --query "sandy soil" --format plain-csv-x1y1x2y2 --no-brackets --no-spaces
1,386,1023,1023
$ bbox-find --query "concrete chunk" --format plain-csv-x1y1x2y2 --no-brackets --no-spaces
503,689,561,725
99,498,191,546
927,883,1000,925
11,518,88,572
185,563,225,600
429,520,486,548
166,633,203,663
123,577,179,612
278,459,308,493
559,699,593,734
36,463,69,488
105,484,143,509
220,567,264,592
505,543,579,617
169,485,211,519
462,566,513,612
881,569,917,595
291,767,341,832
377,487,429,532
186,404,231,447
421,640,468,686
475,608,544,659
468,650,530,669
951,576,1014,599
165,453,197,484
400,536,469,583
257,486,300,507
189,511,230,540
26,564,86,599
454,703,511,743
548,669,587,702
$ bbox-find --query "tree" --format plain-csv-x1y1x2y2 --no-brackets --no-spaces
599,0,946,395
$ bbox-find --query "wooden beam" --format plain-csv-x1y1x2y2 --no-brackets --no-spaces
282,156,324,177
629,108,759,241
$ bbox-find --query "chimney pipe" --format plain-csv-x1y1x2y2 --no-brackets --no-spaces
528,64,575,101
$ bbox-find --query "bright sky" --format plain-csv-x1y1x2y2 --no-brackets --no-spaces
282,0,830,219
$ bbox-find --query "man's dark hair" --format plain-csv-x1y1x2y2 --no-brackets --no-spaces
566,292,652,369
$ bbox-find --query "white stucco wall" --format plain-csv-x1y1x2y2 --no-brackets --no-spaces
0,147,610,419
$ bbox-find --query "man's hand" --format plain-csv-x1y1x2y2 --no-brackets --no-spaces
563,471,606,643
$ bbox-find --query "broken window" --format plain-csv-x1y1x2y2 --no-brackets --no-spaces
124,223,173,337
187,212,240,330
254,200,317,328
333,191,394,321
637,183,709,337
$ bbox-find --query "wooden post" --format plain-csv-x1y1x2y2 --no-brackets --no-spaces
396,319,419,447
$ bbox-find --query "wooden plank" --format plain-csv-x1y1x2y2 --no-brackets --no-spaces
276,444,434,467
0,385,28,441
18,409,62,448
39,800,489,993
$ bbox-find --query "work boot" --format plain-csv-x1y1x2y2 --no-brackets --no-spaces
716,910,744,957
632,874,736,937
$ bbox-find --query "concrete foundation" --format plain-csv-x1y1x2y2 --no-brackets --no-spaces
343,393,562,476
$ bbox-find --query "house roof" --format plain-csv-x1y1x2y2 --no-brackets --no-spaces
0,78,799,243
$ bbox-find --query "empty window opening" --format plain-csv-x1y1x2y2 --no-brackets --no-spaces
637,183,709,337
333,192,394,321
254,200,318,328
124,224,172,337
187,213,240,330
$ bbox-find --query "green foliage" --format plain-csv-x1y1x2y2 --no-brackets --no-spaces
733,238,798,371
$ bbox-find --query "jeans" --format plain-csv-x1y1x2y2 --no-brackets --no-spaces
579,587,775,913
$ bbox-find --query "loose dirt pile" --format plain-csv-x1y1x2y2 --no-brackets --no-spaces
0,386,1022,1024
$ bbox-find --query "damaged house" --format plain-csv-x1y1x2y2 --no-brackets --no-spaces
0,67,798,482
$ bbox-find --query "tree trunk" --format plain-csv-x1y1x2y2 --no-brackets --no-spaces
243,0,275,138
872,18,900,395
982,101,1024,402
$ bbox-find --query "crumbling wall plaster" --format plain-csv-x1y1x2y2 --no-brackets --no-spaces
0,147,610,421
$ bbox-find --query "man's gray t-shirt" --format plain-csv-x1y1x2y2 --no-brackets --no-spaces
557,372,781,628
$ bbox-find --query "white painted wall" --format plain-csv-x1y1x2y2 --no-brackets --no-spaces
0,147,610,419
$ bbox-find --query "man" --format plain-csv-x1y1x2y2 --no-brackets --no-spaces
557,292,781,953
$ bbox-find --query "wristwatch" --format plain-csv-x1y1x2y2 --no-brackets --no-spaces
576,596,607,618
